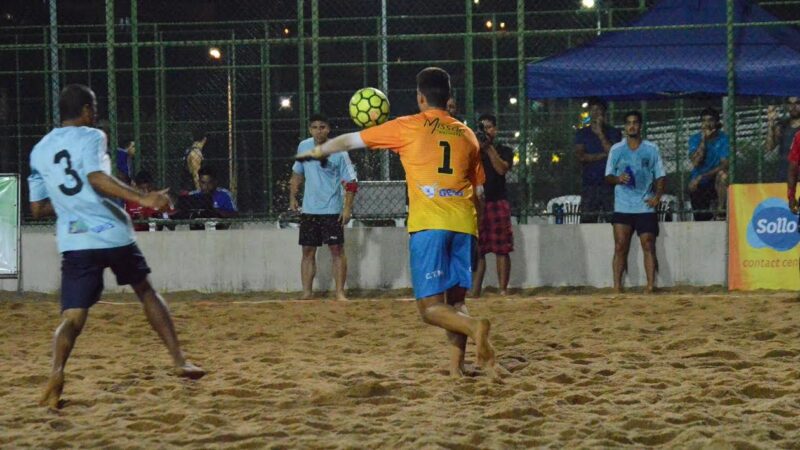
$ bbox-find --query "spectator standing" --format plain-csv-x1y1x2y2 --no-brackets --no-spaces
116,138,135,185
766,97,800,182
575,97,622,223
787,131,800,213
471,113,514,297
185,129,207,191
289,113,357,301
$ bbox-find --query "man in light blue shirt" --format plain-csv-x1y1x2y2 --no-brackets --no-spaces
289,113,358,301
688,107,729,221
29,84,204,409
605,110,666,294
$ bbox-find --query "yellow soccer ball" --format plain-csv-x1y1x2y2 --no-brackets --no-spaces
349,87,390,128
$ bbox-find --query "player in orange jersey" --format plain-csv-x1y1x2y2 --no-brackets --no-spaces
297,67,498,378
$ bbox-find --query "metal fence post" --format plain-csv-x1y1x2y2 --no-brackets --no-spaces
492,13,499,118
725,0,736,184
465,0,474,124
312,0,320,114
49,0,60,126
297,0,306,134
261,24,273,216
105,0,117,169
131,0,141,172
517,0,529,221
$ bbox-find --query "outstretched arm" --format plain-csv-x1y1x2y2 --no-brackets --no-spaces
88,171,171,211
297,132,366,160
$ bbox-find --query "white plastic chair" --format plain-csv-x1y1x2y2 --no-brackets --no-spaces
546,195,581,224
657,194,678,222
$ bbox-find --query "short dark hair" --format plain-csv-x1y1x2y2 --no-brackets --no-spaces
308,113,329,125
416,67,451,109
198,166,216,179
191,128,207,142
700,107,720,122
478,113,497,127
59,84,94,120
133,170,153,185
624,110,643,124
587,97,608,111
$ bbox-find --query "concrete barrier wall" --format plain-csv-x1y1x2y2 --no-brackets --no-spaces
0,222,726,294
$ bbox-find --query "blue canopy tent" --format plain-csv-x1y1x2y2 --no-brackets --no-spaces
525,0,800,100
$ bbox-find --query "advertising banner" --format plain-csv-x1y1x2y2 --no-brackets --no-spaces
728,183,799,290
0,174,20,278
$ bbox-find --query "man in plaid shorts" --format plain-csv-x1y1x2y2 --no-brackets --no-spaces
471,113,514,297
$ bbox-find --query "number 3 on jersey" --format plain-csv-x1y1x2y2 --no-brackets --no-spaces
54,149,83,196
437,141,454,175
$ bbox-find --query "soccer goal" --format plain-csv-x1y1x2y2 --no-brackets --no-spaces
0,174,20,279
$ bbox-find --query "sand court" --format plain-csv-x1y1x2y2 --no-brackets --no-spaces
1,291,799,448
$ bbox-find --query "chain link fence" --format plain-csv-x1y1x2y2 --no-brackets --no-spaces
1,0,799,226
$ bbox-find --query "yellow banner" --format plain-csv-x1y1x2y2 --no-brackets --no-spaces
728,183,800,290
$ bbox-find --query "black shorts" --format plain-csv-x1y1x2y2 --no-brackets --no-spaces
299,214,344,247
60,243,151,311
611,212,659,236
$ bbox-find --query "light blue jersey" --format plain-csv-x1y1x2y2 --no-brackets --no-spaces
292,137,357,215
688,131,729,186
28,126,135,252
605,139,666,214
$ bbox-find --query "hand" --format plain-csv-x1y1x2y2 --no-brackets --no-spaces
339,208,351,225
289,197,300,212
790,197,799,214
138,188,171,211
767,105,779,124
295,146,324,162
591,119,604,136
646,195,662,208
618,173,630,185
688,175,702,192
701,125,715,140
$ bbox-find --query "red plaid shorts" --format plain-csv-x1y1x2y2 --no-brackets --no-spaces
478,199,514,255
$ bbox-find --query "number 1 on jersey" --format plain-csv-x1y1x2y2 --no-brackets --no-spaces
437,141,453,174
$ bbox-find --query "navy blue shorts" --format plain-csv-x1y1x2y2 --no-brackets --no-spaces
60,243,151,311
611,212,659,236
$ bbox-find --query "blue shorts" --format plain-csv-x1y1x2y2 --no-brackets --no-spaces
409,230,475,300
60,243,151,311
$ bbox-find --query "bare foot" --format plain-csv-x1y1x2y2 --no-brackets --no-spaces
449,365,465,378
39,370,65,409
336,292,349,301
499,290,509,297
645,286,656,294
174,362,206,380
300,291,313,300
474,319,498,378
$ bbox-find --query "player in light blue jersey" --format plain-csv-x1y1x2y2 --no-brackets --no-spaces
605,110,666,294
29,84,204,409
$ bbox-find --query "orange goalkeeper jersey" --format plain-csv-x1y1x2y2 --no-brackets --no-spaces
360,109,485,236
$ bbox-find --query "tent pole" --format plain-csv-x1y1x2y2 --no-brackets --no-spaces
725,0,736,184
517,0,529,223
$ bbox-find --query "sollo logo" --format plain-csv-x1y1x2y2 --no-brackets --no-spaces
746,198,800,252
